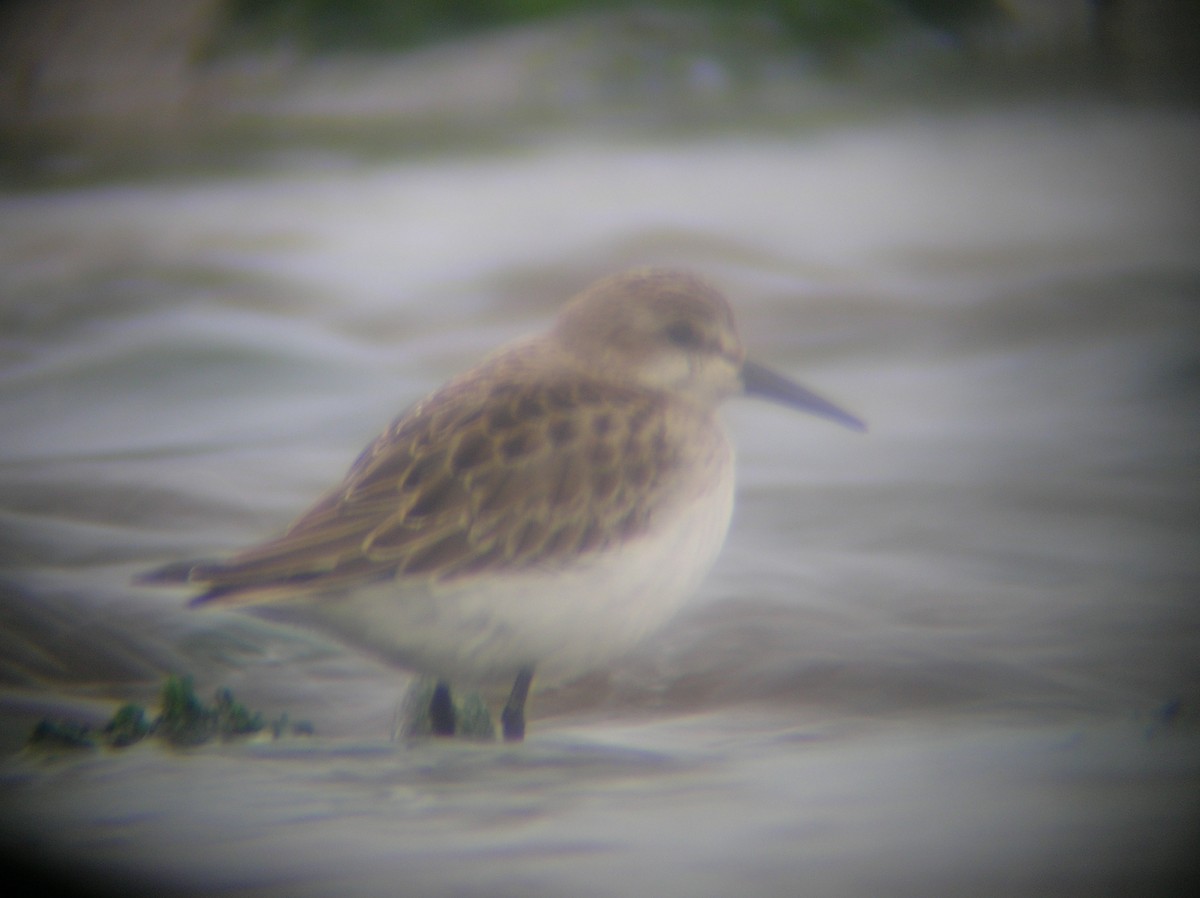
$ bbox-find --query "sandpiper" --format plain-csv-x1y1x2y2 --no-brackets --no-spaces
140,268,864,741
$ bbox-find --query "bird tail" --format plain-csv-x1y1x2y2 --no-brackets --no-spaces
134,559,237,606
136,559,209,585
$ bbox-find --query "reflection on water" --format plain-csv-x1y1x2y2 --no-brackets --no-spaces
1,102,1199,895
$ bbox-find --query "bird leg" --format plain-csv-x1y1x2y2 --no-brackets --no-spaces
501,666,535,742
429,679,456,736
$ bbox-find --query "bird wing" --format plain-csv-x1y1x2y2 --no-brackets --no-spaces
166,352,706,606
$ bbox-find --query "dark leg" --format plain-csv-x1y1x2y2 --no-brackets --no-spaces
501,666,535,742
429,680,456,737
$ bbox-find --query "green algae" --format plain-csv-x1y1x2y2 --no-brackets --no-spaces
26,675,311,753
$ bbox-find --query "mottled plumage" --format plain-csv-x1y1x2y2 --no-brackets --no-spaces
184,352,725,600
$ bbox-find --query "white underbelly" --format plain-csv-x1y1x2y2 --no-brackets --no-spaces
255,451,736,687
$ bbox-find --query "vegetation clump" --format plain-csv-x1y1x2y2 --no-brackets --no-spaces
26,675,311,752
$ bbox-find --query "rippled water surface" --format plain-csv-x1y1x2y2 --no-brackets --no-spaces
2,102,1199,896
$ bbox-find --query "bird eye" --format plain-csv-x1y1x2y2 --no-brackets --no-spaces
664,321,702,349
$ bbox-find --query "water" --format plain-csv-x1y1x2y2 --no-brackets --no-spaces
2,103,1199,895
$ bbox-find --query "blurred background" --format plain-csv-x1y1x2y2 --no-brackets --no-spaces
1,2,1199,897
2,0,1199,180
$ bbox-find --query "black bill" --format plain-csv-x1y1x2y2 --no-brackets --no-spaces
742,359,866,432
